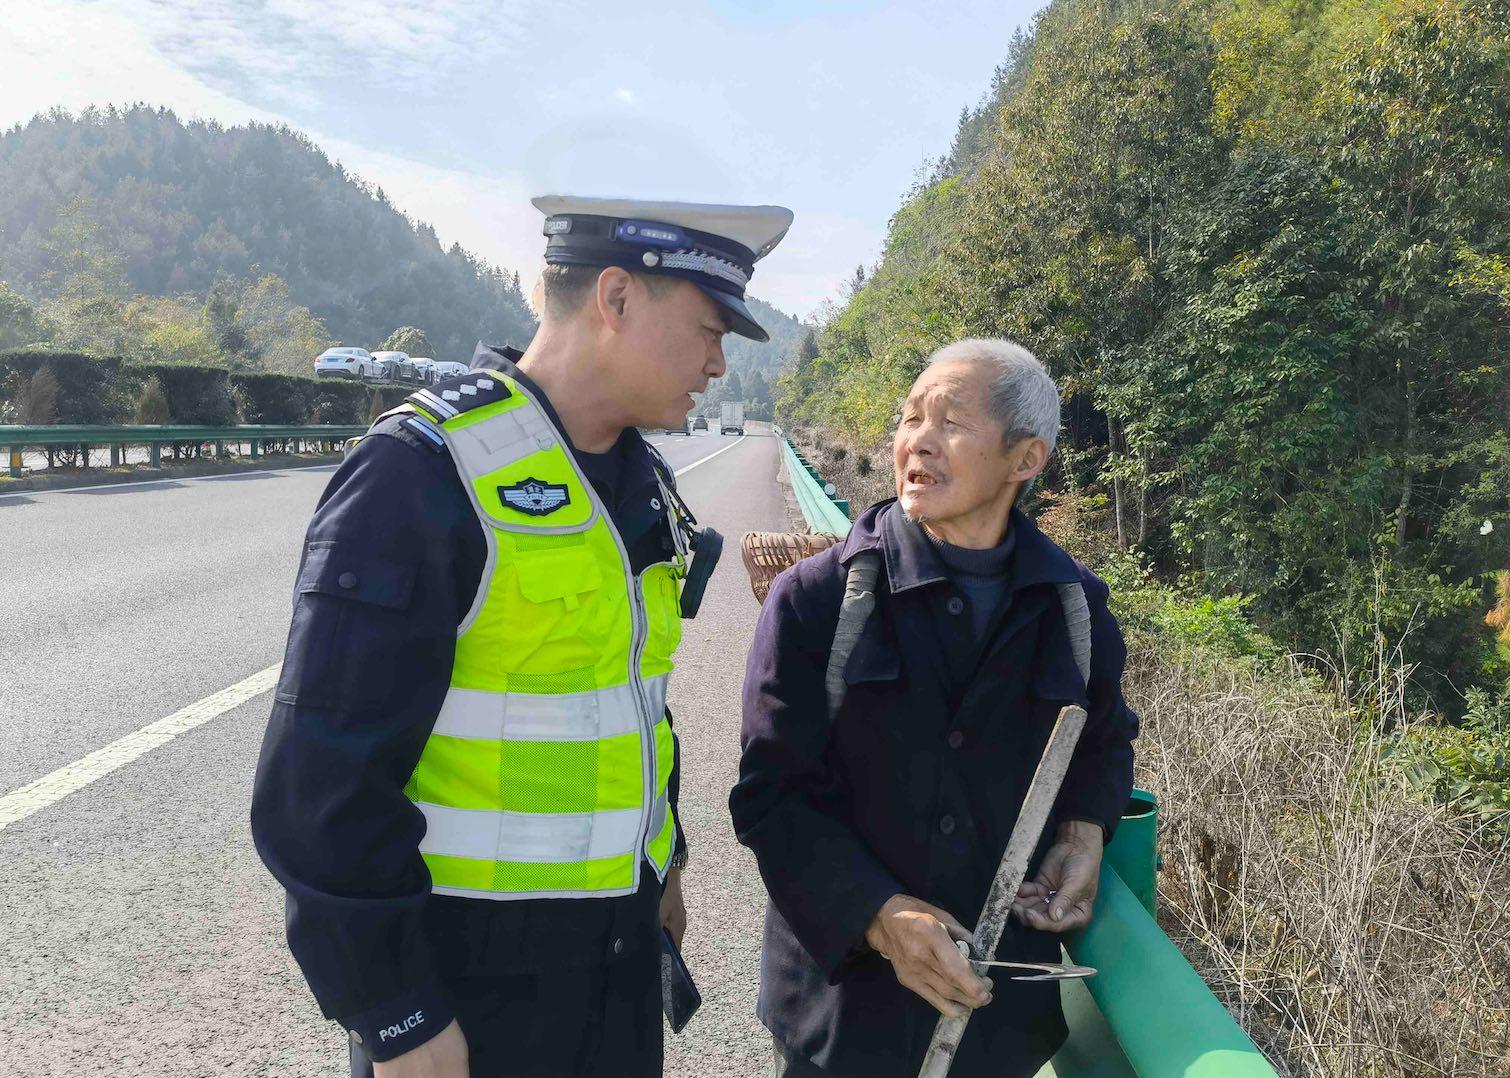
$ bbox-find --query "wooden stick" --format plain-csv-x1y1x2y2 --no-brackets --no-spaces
917,704,1088,1078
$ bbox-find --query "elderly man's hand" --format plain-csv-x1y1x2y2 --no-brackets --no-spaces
1012,820,1103,933
865,894,993,1019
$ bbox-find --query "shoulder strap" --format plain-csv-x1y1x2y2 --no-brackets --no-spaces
824,552,882,720
369,403,414,430
645,438,678,491
366,403,447,454
1056,581,1092,685
822,555,1094,720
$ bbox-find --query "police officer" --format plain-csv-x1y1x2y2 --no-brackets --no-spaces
251,195,793,1078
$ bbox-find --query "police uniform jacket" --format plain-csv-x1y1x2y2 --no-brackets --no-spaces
250,344,684,1057
730,499,1139,1077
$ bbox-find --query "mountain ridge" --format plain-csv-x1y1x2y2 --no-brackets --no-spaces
0,106,806,376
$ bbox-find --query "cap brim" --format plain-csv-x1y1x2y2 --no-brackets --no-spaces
702,287,769,342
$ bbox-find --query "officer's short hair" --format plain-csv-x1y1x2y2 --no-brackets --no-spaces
539,264,674,321
928,338,1060,452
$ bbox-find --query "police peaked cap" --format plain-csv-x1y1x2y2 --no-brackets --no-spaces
532,195,793,342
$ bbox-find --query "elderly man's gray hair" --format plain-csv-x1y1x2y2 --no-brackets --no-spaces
928,338,1060,451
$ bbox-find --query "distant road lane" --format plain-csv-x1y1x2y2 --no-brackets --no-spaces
0,425,787,1076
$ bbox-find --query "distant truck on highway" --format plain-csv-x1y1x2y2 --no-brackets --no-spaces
720,401,745,436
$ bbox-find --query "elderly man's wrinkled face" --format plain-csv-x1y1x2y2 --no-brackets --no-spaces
893,359,1018,530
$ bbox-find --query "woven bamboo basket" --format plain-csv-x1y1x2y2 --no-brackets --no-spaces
739,531,842,605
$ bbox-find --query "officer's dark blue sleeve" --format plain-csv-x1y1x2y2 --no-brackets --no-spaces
730,560,904,981
249,422,482,1062
1054,568,1139,841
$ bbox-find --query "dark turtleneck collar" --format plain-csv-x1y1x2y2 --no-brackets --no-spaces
923,522,1016,581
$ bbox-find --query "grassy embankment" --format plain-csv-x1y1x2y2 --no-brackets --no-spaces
788,427,1509,1077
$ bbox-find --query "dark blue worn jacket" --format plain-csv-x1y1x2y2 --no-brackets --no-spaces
731,500,1138,1077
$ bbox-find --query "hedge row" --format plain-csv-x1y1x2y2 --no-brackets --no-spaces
0,350,411,426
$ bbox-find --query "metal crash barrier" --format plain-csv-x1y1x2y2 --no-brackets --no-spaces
773,428,1275,1078
774,426,853,534
2,424,369,479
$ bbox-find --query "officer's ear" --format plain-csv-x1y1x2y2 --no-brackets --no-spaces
596,267,635,332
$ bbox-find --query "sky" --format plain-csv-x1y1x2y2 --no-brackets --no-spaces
0,0,1045,320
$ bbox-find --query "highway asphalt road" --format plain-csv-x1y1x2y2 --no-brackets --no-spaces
0,425,795,1076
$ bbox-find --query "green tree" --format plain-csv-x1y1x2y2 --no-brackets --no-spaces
381,326,434,358
235,275,333,374
0,282,51,349
133,375,170,424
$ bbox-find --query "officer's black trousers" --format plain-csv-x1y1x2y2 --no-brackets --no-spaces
349,945,662,1078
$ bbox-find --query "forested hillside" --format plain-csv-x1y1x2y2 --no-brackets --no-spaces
0,108,535,365
0,107,806,389
781,0,1509,715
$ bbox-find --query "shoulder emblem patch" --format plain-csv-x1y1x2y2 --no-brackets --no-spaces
500,477,571,516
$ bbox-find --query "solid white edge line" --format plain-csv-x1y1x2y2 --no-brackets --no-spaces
674,434,746,477
0,462,339,500
0,663,282,831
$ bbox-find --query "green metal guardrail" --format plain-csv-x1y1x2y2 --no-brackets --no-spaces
775,427,853,535
774,429,1274,1078
1,424,367,478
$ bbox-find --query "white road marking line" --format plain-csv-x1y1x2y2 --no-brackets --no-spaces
0,663,281,831
674,434,745,477
0,463,338,500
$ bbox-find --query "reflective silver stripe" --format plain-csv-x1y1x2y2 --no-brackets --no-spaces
432,676,668,742
643,673,667,724
432,883,636,902
646,790,669,845
413,388,457,419
446,400,555,478
405,416,445,447
417,803,643,863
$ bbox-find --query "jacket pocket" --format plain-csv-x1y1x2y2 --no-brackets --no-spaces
276,542,419,709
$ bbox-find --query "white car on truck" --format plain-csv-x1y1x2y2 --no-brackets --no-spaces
314,347,375,380
720,401,745,435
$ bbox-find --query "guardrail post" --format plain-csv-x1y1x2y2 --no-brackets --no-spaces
81,444,89,469
110,444,120,467
150,442,161,467
250,438,261,459
8,449,20,479
215,440,225,459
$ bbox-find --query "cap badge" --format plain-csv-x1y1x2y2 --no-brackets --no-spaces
500,478,571,516
615,221,687,247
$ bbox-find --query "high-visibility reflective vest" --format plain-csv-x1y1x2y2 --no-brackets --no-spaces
393,372,685,900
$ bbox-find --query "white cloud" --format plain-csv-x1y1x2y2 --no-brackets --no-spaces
0,0,895,318
0,0,542,280
110,0,543,97
1,2,281,130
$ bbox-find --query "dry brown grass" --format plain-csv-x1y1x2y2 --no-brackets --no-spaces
1042,491,1510,1076
1129,640,1510,1076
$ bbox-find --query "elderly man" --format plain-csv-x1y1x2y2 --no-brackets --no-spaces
731,339,1139,1077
